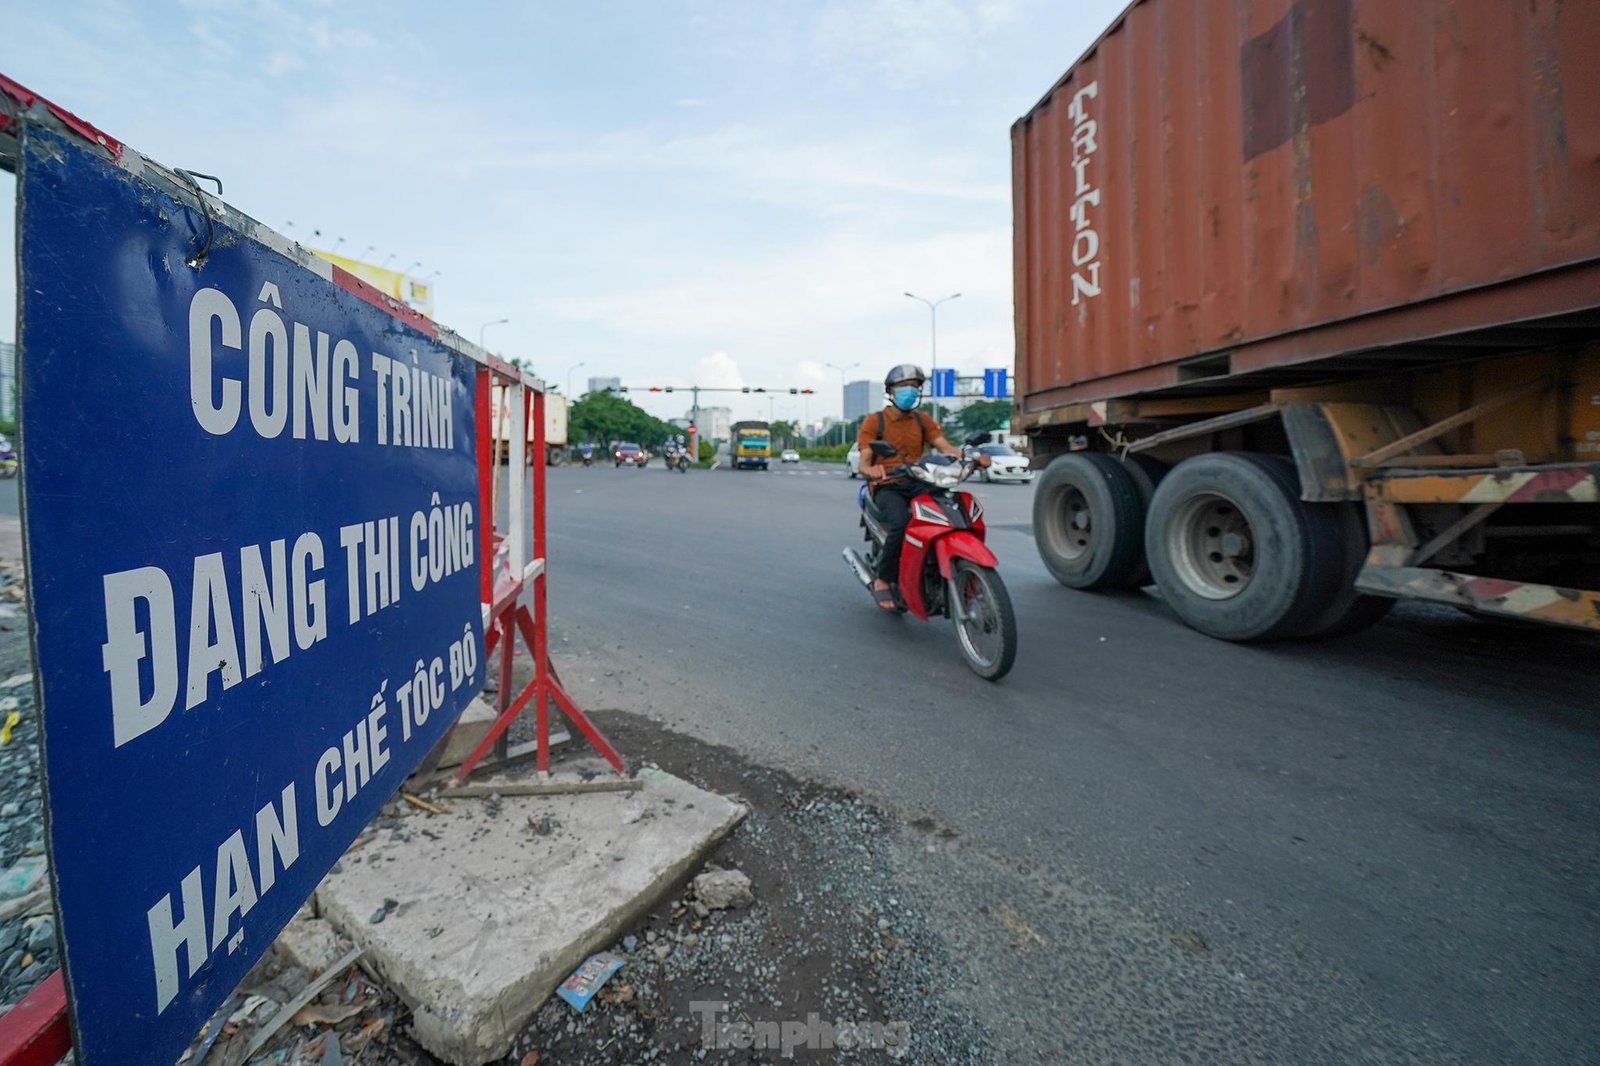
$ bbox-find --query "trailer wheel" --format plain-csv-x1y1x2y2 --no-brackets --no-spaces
1297,502,1395,638
1116,454,1169,588
1033,453,1145,589
1145,453,1344,641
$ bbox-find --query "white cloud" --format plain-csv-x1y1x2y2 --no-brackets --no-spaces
795,359,830,383
694,352,745,389
178,0,378,78
305,17,376,51
540,226,1008,342
264,51,304,76
811,0,1037,89
650,124,1007,205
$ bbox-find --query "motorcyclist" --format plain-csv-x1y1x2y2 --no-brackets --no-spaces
579,442,594,464
857,363,990,611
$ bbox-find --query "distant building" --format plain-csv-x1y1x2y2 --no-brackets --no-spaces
843,380,875,421
689,405,732,442
0,341,13,422
587,375,621,395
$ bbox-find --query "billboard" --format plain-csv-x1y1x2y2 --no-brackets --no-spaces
309,248,435,319
17,126,483,1064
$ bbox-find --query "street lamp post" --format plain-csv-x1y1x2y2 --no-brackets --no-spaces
478,318,510,350
825,361,860,445
566,361,587,398
903,291,960,399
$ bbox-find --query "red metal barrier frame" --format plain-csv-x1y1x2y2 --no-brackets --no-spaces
454,371,627,780
0,971,70,1066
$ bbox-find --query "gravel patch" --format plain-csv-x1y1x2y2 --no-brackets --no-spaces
502,709,994,1065
0,558,56,1009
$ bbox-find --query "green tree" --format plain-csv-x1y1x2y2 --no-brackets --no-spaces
771,420,798,448
570,390,675,447
959,399,1013,436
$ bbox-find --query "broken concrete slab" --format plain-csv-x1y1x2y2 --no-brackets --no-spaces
315,767,745,1065
272,914,350,975
692,865,754,910
428,697,497,770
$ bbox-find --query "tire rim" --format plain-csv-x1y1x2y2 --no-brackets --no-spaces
1047,486,1094,563
955,568,1003,668
1167,493,1253,600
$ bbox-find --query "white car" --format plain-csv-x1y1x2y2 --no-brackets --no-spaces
846,442,861,477
780,449,800,463
975,443,1034,483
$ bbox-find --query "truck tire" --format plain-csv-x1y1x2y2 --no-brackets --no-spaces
1033,452,1146,590
1297,501,1395,638
1116,454,1169,588
548,447,567,467
1145,453,1344,641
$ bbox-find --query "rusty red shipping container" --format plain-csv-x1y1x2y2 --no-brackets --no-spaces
1012,0,1600,414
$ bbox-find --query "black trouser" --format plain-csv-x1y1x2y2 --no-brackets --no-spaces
872,480,923,583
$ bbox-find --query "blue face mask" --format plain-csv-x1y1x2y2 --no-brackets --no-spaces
892,385,921,411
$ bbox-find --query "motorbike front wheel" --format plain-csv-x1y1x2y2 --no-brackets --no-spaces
950,560,1017,681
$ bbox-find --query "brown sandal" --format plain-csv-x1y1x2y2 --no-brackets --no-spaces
872,585,899,611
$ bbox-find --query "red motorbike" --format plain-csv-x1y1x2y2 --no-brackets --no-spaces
844,436,1018,680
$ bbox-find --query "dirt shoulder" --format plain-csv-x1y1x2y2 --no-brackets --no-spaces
491,709,995,1065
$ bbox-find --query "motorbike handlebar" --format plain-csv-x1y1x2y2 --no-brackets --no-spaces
870,458,977,487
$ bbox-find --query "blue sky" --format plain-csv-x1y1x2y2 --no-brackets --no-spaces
2,0,1127,424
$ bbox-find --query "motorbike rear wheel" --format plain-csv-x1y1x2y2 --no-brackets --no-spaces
950,560,1017,681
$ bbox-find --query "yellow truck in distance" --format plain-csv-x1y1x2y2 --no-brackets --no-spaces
730,421,771,471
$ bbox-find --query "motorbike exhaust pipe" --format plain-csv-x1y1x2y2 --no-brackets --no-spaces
842,548,874,589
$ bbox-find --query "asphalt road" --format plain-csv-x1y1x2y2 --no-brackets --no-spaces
525,457,1600,1063
4,454,1598,1058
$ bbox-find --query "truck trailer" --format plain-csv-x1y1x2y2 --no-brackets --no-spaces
1015,0,1599,640
491,385,569,465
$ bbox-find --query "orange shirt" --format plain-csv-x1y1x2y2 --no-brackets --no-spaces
856,407,943,483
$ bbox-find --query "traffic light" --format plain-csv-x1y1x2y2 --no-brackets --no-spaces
742,386,750,393
801,388,813,394
665,386,674,393
789,387,797,394
649,387,661,392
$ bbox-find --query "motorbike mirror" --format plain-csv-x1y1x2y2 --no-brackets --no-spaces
868,441,898,457
964,432,993,447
